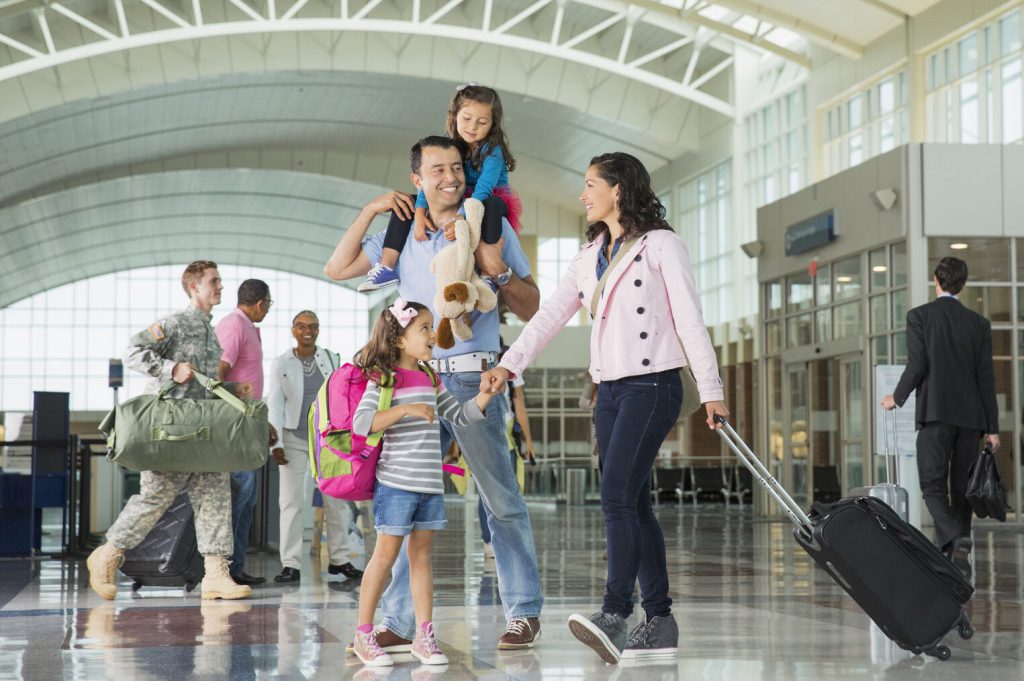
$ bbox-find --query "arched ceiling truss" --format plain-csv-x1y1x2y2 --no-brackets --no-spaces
0,0,810,118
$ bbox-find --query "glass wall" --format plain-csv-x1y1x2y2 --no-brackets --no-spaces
678,162,733,325
823,71,909,176
761,242,907,500
745,85,809,212
925,8,1023,144
536,237,582,326
0,265,368,411
927,238,1018,514
521,368,596,498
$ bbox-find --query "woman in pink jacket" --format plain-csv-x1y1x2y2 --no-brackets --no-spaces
480,152,729,664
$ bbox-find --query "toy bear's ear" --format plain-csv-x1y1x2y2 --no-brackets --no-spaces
436,318,456,349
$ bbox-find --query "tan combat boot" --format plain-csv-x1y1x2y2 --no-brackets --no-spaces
86,542,125,600
201,555,252,600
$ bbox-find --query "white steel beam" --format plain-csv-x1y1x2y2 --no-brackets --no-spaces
562,11,623,50
0,0,739,116
424,0,463,24
629,35,694,68
227,0,266,23
493,0,551,35
280,0,310,21
709,0,862,59
550,0,564,45
351,0,384,21
32,9,55,54
682,45,700,86
50,3,119,41
138,0,192,29
0,30,43,58
111,0,130,37
616,22,632,63
690,54,731,89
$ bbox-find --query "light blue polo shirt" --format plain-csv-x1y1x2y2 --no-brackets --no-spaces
362,216,531,360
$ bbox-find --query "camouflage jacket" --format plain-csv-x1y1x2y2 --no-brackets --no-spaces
124,304,224,399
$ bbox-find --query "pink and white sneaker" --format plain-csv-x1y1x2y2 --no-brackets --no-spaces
411,622,449,665
352,629,394,667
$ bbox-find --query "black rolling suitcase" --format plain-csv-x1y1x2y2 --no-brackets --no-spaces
120,493,204,592
715,417,974,660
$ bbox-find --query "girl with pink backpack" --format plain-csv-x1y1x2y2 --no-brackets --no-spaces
349,299,497,668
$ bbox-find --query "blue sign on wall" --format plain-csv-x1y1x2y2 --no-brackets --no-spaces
785,211,835,256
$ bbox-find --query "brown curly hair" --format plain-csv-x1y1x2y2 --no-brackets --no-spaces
353,300,431,387
584,152,672,243
445,84,516,174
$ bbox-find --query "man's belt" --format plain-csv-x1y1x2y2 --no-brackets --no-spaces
428,352,497,374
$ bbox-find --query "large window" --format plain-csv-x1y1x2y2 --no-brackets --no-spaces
0,266,368,411
823,71,909,175
536,237,581,326
926,9,1023,144
678,162,731,325
746,85,809,210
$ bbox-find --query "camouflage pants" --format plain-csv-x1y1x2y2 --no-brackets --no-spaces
106,470,233,556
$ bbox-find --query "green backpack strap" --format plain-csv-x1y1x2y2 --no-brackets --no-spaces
420,363,440,391
364,384,394,447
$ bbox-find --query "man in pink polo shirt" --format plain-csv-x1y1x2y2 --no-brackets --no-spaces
216,278,273,586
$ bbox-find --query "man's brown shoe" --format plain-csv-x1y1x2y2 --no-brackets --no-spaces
498,617,541,649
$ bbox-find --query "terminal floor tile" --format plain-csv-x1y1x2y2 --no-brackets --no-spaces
1,500,1022,680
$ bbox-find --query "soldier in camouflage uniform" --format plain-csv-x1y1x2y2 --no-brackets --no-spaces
87,261,254,601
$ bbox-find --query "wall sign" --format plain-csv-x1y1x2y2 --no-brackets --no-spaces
785,210,835,256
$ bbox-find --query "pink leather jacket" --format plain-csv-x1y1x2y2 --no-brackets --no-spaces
500,229,724,403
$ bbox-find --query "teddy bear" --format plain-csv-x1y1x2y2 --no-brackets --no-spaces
430,198,498,349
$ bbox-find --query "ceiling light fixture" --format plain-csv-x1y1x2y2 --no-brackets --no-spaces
836,276,853,283
872,265,888,272
950,243,969,250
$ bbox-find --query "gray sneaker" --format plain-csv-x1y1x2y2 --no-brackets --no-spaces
621,614,679,661
567,611,627,664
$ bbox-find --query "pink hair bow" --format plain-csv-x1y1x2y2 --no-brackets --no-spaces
389,298,418,328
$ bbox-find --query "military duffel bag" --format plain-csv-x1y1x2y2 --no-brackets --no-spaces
99,371,269,473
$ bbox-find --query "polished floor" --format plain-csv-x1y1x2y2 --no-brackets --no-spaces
1,499,1023,680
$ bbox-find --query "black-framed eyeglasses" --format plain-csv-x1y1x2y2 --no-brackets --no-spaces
263,299,274,308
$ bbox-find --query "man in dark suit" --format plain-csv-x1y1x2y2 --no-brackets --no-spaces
882,256,999,579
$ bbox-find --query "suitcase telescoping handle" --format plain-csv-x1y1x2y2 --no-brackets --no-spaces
882,408,900,486
714,415,814,535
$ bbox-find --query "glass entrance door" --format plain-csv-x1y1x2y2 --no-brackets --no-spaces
840,357,865,492
783,354,866,507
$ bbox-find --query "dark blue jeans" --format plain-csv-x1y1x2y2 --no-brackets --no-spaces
229,469,258,575
595,370,683,620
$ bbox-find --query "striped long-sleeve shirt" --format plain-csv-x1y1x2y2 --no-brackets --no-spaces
351,367,484,494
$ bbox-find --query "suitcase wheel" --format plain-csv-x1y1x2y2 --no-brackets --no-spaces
933,646,951,661
131,581,143,592
185,582,197,593
959,621,974,640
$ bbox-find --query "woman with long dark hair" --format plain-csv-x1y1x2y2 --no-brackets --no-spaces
480,152,729,664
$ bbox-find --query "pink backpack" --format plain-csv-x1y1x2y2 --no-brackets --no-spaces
307,363,450,500
307,364,395,500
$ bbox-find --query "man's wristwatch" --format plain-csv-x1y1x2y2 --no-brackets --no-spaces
494,267,514,287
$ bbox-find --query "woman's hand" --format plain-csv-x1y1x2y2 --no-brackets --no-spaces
479,366,510,394
271,447,287,465
704,401,729,430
